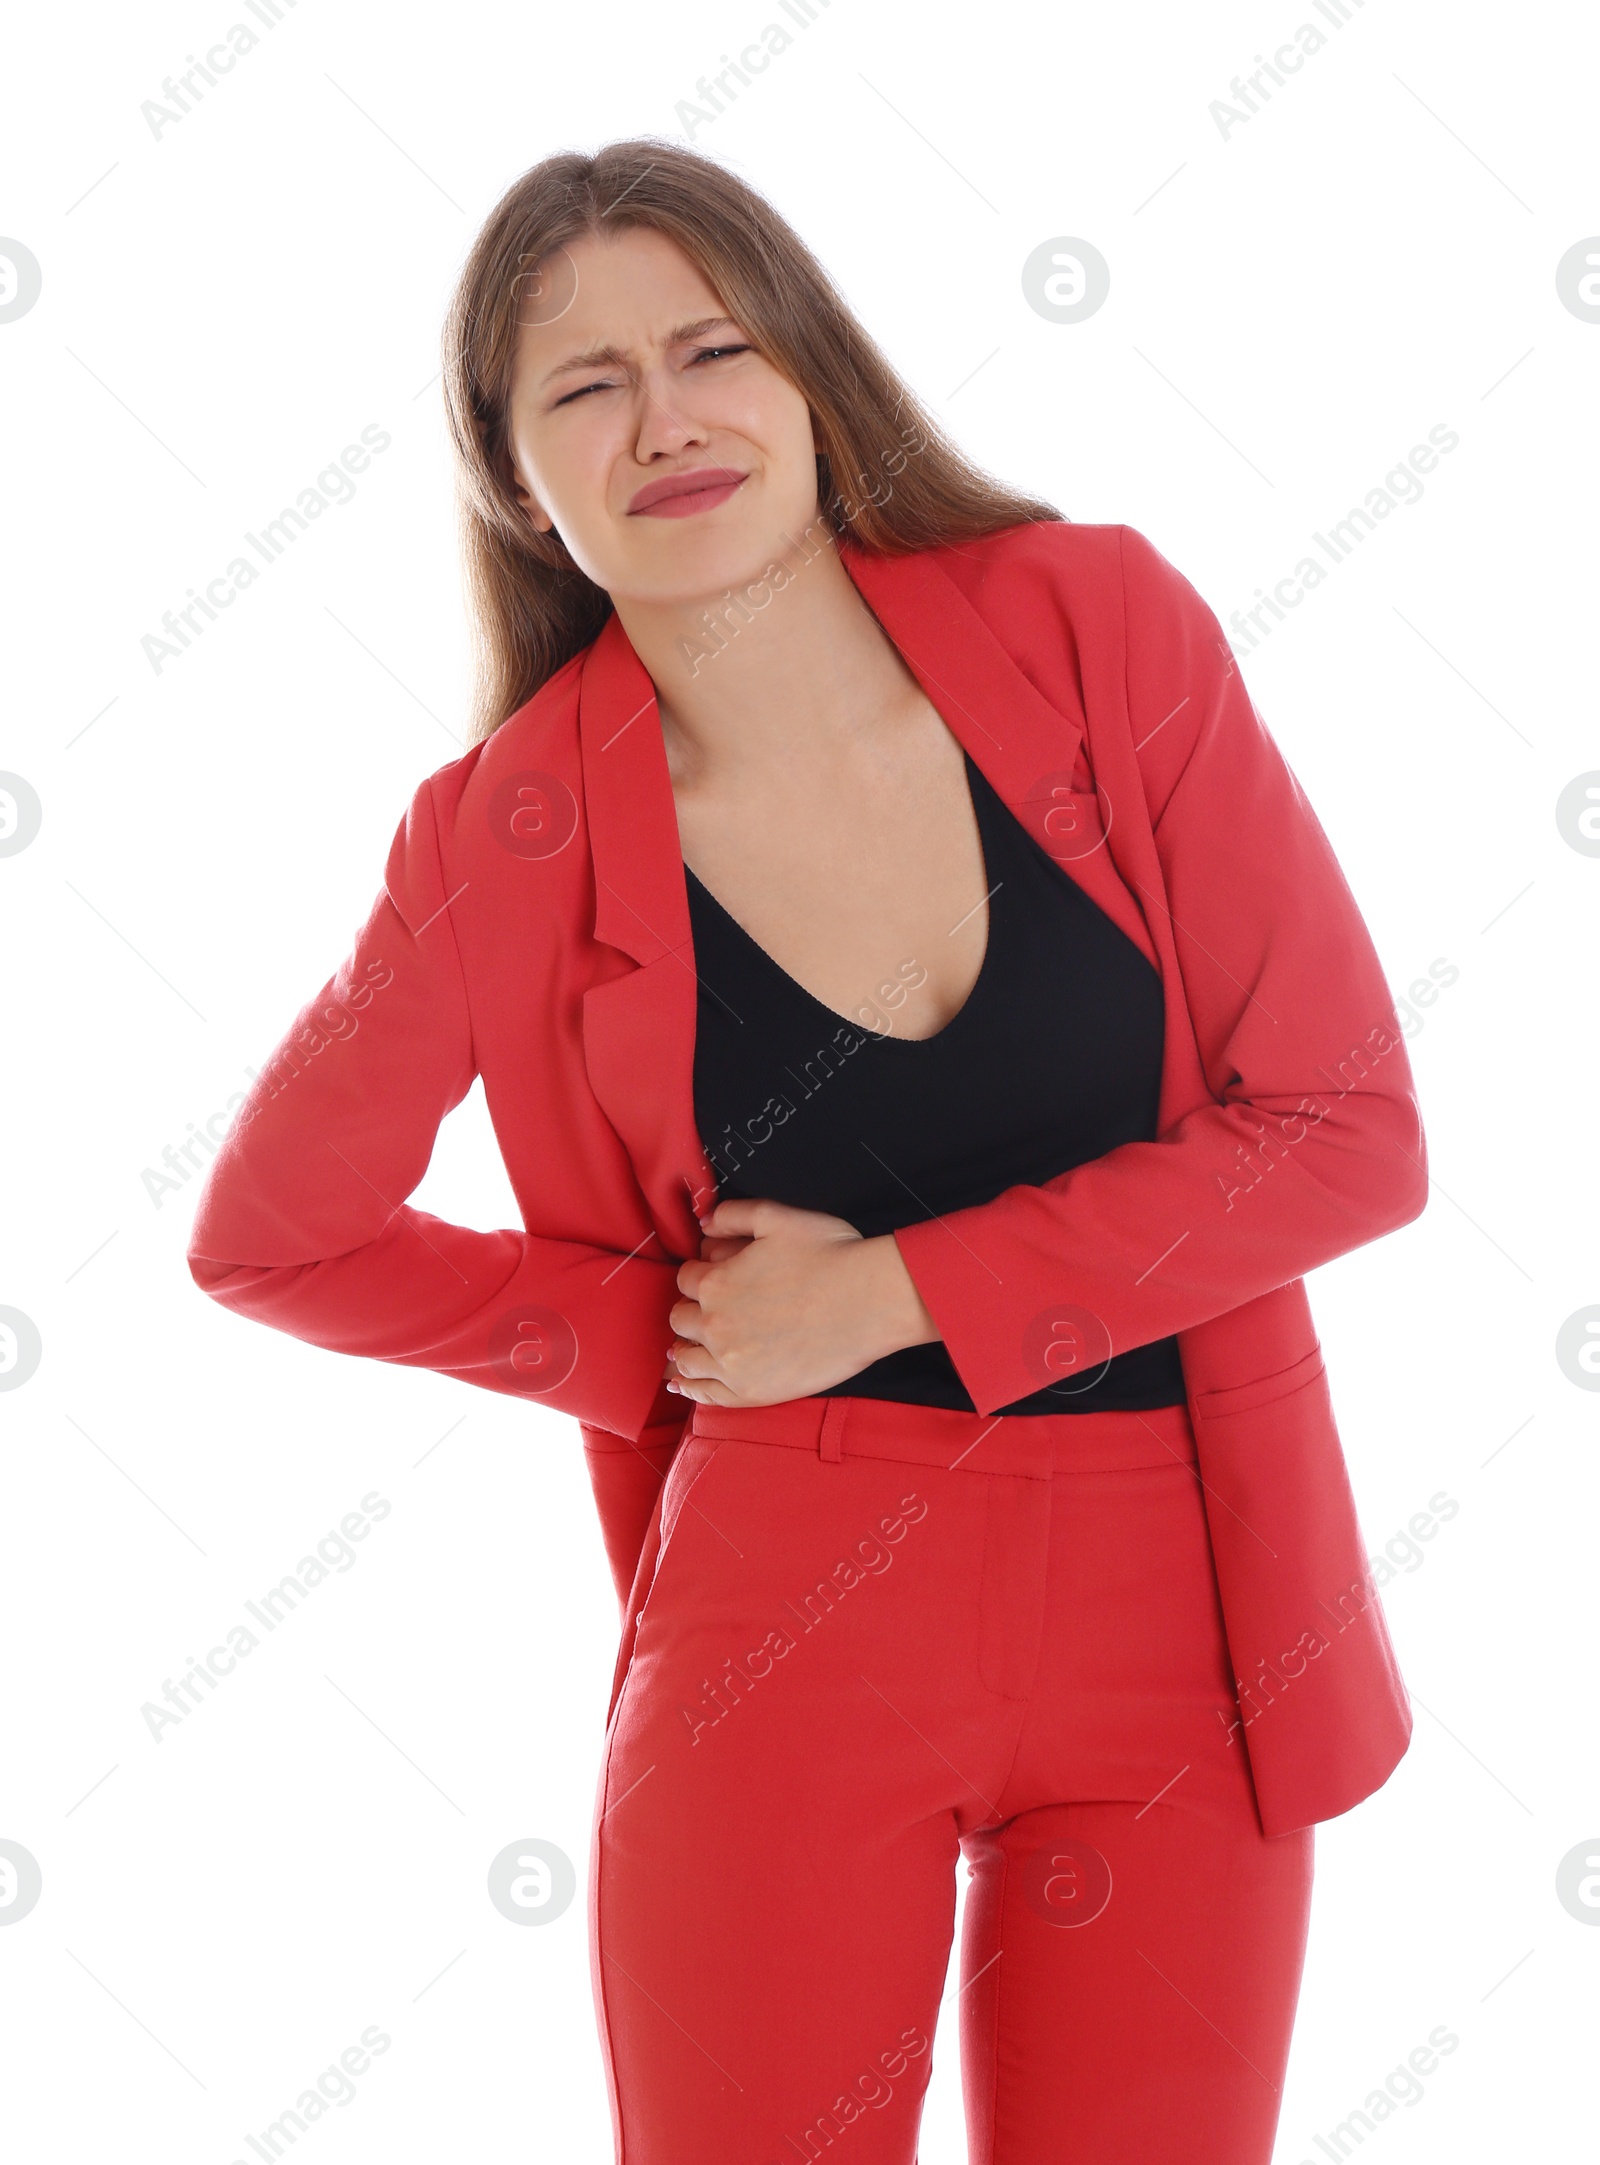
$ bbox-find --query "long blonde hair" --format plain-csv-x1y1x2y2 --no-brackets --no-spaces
440,136,1061,746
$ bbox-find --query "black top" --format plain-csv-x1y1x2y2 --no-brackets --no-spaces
684,749,1188,1415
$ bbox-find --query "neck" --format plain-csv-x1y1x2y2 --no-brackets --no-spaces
607,520,915,792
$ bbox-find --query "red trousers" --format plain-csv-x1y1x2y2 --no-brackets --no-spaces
590,1392,1314,2163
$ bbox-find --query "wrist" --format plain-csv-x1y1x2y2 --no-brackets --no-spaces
861,1232,940,1357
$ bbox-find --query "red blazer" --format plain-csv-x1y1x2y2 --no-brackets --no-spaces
186,520,1429,1838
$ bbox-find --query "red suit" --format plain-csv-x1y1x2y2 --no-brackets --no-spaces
188,521,1428,2160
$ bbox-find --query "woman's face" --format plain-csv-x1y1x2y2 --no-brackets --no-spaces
505,225,823,608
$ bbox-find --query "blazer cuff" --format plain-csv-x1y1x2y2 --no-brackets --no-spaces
891,1217,1030,1416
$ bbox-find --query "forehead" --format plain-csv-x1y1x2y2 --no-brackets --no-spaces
512,226,731,374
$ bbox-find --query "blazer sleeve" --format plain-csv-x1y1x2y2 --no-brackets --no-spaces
185,769,684,1445
891,523,1430,1417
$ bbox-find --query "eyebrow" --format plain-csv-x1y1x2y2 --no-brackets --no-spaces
539,316,744,390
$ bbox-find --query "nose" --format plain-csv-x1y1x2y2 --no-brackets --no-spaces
630,363,710,464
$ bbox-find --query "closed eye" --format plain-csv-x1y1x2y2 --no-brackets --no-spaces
553,342,754,407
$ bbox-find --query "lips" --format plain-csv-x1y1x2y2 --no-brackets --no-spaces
627,466,749,516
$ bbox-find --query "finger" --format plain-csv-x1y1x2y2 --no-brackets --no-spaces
667,1301,707,1346
666,1336,721,1383
669,1375,738,1406
698,1197,776,1240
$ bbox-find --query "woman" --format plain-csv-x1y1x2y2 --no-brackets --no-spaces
187,139,1429,2163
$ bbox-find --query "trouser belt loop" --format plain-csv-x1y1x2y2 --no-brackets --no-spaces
818,1398,847,1462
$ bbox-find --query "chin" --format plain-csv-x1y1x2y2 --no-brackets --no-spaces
625,523,799,608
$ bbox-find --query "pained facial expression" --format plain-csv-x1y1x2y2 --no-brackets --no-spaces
505,225,824,609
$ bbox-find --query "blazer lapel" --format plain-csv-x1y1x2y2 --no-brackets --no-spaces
578,610,714,1261
576,534,1159,1266
840,540,1158,970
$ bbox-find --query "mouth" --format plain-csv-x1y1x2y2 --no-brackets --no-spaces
627,466,749,518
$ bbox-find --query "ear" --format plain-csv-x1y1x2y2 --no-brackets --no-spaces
511,471,556,535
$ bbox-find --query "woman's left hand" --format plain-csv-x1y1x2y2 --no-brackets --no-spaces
664,1198,938,1407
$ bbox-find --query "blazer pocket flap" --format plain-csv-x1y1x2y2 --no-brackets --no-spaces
1192,1344,1327,1422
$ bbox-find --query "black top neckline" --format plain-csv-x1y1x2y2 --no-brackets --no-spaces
681,751,1001,1051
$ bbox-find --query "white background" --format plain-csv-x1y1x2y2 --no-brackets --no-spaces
2,0,1596,2158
